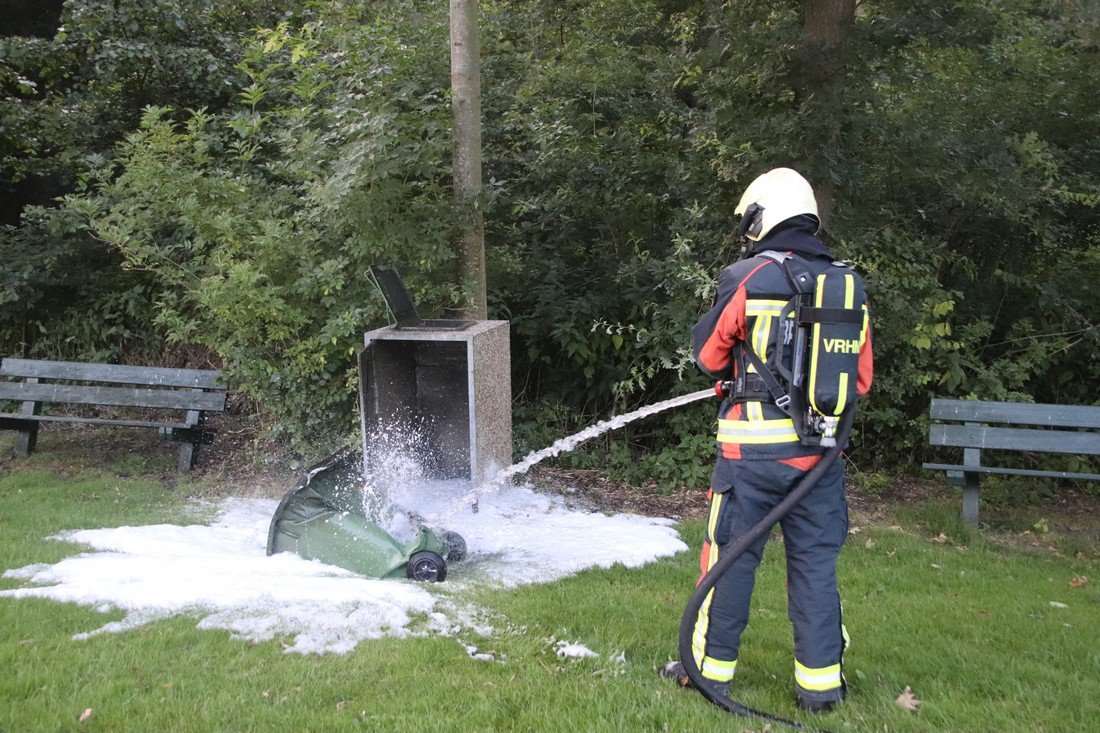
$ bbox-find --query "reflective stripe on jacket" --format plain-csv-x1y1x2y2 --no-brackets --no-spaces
691,225,873,461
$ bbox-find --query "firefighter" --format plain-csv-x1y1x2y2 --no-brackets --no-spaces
676,168,873,712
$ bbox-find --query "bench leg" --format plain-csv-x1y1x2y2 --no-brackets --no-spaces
15,424,38,455
177,442,196,472
15,389,40,455
961,473,980,526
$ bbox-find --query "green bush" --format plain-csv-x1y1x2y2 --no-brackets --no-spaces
1,0,301,363
68,3,456,448
3,0,1096,473
484,0,1099,470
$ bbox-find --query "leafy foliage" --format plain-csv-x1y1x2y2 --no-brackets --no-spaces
71,3,457,447
484,0,1099,471
2,0,1097,473
1,0,300,361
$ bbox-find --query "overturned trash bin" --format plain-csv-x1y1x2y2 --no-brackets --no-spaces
266,267,510,582
266,447,466,582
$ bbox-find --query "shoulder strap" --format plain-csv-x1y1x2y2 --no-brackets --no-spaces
758,250,814,295
739,343,793,414
735,251,809,415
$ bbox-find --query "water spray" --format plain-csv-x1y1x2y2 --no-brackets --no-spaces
434,388,716,522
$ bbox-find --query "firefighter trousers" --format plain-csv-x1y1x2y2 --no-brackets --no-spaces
692,454,848,699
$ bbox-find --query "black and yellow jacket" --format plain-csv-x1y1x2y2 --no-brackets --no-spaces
691,219,873,467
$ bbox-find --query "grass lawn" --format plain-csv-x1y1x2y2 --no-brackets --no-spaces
1,453,1098,732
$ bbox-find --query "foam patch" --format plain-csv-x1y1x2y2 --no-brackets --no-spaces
2,484,686,655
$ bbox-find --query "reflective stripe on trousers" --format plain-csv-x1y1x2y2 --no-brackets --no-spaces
795,661,842,692
693,456,849,693
691,490,738,683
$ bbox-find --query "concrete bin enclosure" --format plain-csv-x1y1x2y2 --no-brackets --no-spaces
357,320,512,486
266,319,509,580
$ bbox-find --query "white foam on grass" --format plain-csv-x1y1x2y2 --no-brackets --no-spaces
1,483,686,655
554,640,599,659
387,477,685,587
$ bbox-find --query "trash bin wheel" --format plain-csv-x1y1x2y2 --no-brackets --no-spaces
441,531,467,563
407,550,447,583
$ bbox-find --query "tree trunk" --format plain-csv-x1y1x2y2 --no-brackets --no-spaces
450,0,487,319
803,0,855,52
800,0,856,230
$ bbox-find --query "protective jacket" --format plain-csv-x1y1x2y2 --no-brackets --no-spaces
688,218,873,704
691,219,873,469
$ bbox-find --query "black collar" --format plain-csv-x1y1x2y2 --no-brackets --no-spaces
749,219,832,261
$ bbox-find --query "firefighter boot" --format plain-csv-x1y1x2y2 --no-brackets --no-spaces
795,680,847,713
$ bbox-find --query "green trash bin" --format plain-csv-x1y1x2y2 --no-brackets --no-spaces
266,447,465,582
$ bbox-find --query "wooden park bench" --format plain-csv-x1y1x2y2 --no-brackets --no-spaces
922,398,1100,524
0,358,227,472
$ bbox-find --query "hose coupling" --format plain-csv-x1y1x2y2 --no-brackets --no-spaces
819,416,839,447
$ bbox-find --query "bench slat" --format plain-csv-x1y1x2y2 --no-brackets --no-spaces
921,463,1100,482
0,414,191,430
0,382,226,412
0,358,224,390
930,424,1100,456
930,398,1100,428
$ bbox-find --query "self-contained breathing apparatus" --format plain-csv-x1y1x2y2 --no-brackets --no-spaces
718,251,866,448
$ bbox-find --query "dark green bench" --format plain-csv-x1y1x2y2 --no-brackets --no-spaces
0,358,227,472
922,398,1100,524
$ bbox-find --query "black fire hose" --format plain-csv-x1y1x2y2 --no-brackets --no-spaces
676,407,855,730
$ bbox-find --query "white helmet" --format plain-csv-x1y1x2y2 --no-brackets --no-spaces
734,167,820,242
